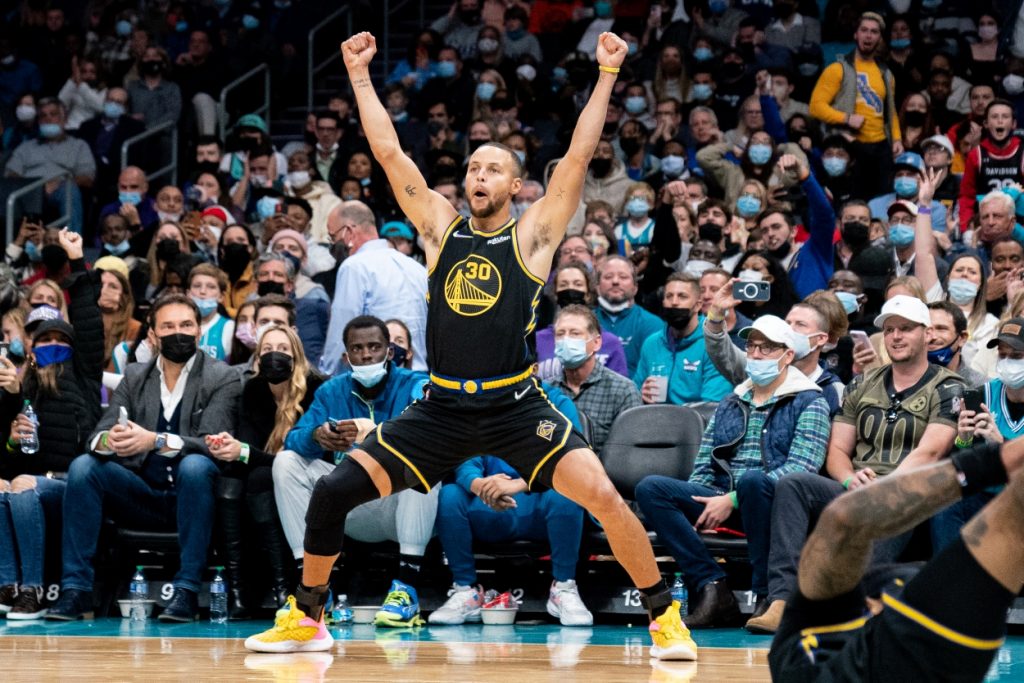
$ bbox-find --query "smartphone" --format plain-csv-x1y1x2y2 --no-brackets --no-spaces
0,342,8,359
849,329,870,349
963,390,984,414
118,406,129,427
732,280,771,302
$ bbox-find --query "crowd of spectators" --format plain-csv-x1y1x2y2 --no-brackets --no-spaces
3,0,1024,633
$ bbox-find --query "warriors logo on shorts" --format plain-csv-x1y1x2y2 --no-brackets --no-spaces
537,419,557,441
444,254,502,316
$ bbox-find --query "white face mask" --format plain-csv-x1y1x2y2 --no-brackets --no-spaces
351,359,388,387
997,357,1024,389
287,170,311,188
738,269,763,282
683,259,715,277
1004,74,1024,96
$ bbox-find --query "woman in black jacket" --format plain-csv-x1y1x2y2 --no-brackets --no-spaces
205,324,325,617
0,230,103,619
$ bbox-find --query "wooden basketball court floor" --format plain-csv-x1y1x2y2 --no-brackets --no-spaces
1,620,1023,682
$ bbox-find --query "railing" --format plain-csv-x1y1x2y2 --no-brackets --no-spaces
218,63,271,141
5,173,73,245
120,119,178,186
381,0,426,79
307,7,353,113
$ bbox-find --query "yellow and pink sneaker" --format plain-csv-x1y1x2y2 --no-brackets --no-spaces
649,600,698,661
244,596,334,653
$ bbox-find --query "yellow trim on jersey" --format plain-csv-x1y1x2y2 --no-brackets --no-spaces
511,222,546,286
799,615,868,638
881,592,1005,650
469,216,515,237
429,367,533,394
375,424,431,492
527,379,576,488
426,215,465,277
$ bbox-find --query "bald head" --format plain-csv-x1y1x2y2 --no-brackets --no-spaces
327,200,378,249
118,166,148,197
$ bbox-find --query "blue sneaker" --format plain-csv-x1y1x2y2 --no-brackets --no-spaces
375,579,424,628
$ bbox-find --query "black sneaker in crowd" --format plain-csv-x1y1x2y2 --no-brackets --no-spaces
7,586,48,620
158,588,199,622
45,588,94,621
0,584,17,614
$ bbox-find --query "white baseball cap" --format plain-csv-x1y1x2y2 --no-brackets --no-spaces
739,315,797,350
873,294,931,328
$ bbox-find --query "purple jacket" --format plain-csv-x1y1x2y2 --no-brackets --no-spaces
534,326,630,383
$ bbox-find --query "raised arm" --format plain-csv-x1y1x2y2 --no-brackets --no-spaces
913,167,943,296
519,32,627,275
342,32,456,268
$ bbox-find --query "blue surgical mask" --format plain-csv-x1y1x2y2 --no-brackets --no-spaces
890,38,911,50
119,191,142,206
476,82,497,102
626,197,650,217
694,47,713,62
736,194,761,218
8,338,25,358
176,20,189,32
997,357,1024,389
627,42,638,56
888,225,915,247
594,0,613,18
34,344,73,368
506,28,525,41
745,357,782,386
947,278,979,305
106,240,131,256
437,60,457,78
661,154,685,178
116,19,132,37
691,83,712,101
242,14,259,30
553,67,568,81
351,359,388,388
514,149,526,165
835,290,860,315
555,338,591,369
894,176,918,198
823,156,848,177
191,296,219,317
709,0,728,14
927,343,956,366
790,331,822,360
625,96,647,114
257,196,281,220
103,102,125,119
748,144,772,165
39,123,62,139
24,240,42,262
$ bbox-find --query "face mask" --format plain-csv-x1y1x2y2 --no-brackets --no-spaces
626,197,650,217
835,290,859,315
221,242,252,280
683,259,715,277
947,278,979,305
259,351,294,384
287,170,311,188
106,240,131,256
159,333,197,363
594,0,613,17
1,55,16,66
553,66,568,82
890,38,911,50
841,221,869,248
42,244,67,272
663,307,693,331
1005,74,1024,96
156,238,180,261
747,144,772,165
620,136,643,156
274,0,291,8
351,359,388,388
359,176,371,187
257,196,281,220
258,279,286,296
176,20,189,32
790,331,821,360
661,155,685,178
15,105,36,122
979,25,998,41
9,338,25,359
235,322,257,349
251,173,270,188
515,63,536,81
736,194,761,218
555,337,591,369
119,191,142,206
33,344,73,368
738,269,763,282
894,176,918,198
514,149,526,166
625,96,646,114
746,357,783,386
242,14,260,30
597,296,631,314
998,357,1024,388
889,224,915,247
103,101,125,119
694,47,713,62
927,342,957,366
556,289,588,308
39,123,62,139
141,61,163,77
903,110,926,128
709,0,728,15
437,60,457,78
191,296,219,317
589,158,612,178
798,62,819,77
507,28,525,41
478,38,499,54
823,156,848,176
691,83,712,101
769,240,791,260
921,0,941,7
116,19,132,37
476,82,497,102
24,240,41,262
698,222,722,243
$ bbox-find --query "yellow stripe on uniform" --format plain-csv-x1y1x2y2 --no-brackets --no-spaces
426,215,465,277
511,223,546,286
881,592,1005,650
798,616,868,638
469,216,515,237
375,424,431,492
429,367,534,394
528,379,577,488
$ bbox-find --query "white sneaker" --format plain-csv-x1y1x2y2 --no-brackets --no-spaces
428,584,483,625
546,580,594,626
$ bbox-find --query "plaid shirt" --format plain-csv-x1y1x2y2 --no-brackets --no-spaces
555,361,642,453
690,390,830,491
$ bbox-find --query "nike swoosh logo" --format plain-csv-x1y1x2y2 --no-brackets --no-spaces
452,231,473,239
514,387,529,400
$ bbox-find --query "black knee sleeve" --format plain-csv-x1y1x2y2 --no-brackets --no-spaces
303,457,380,556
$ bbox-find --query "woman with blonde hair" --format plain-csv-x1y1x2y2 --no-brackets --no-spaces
471,69,507,123
96,268,140,371
25,280,66,319
204,325,326,616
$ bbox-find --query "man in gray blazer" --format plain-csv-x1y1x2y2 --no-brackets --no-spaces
47,295,241,623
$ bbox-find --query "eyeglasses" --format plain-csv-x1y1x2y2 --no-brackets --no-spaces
886,395,902,423
746,341,785,356
561,246,591,256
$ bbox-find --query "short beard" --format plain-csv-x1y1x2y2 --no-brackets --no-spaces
470,191,509,219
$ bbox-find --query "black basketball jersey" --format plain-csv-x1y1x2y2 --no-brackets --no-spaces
978,139,1024,193
427,215,544,379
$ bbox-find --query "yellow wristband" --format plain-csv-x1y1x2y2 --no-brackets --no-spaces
598,65,620,74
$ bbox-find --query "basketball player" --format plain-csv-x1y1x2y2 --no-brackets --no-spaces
770,437,1024,681
245,32,697,660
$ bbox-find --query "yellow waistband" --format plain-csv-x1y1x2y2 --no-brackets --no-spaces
429,368,533,394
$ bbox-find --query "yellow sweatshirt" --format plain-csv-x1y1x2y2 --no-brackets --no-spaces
810,57,901,144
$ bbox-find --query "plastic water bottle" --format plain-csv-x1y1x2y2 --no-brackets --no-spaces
209,567,228,624
19,400,39,455
129,566,148,622
331,594,353,624
671,572,688,617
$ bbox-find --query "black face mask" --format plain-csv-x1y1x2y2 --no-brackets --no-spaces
620,136,643,156
663,307,693,331
556,289,588,308
194,160,220,177
257,281,286,296
467,138,486,153
156,237,180,261
390,343,409,368
589,158,612,178
434,163,458,179
773,2,796,18
258,351,294,384
41,244,68,273
903,110,926,128
602,121,618,135
141,60,163,76
220,242,252,281
698,222,723,244
159,333,196,363
841,221,870,249
722,62,745,79
769,241,792,260
458,8,480,23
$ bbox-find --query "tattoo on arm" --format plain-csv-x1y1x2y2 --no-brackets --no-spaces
555,187,566,200
352,77,372,89
404,184,416,197
963,515,988,549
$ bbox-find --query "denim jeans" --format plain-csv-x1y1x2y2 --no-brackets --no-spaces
61,454,218,593
0,477,65,587
636,470,776,595
436,484,584,586
931,489,998,553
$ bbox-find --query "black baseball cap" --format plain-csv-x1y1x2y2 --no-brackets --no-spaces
987,317,1024,351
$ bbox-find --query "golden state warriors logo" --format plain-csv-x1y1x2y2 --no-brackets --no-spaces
537,419,556,441
444,254,502,316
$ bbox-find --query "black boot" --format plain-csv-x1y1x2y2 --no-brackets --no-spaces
685,580,740,629
248,490,293,608
216,477,251,620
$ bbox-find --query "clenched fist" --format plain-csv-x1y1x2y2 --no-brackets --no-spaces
596,33,628,70
342,32,377,70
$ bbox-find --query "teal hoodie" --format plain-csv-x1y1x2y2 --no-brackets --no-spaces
633,317,733,404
